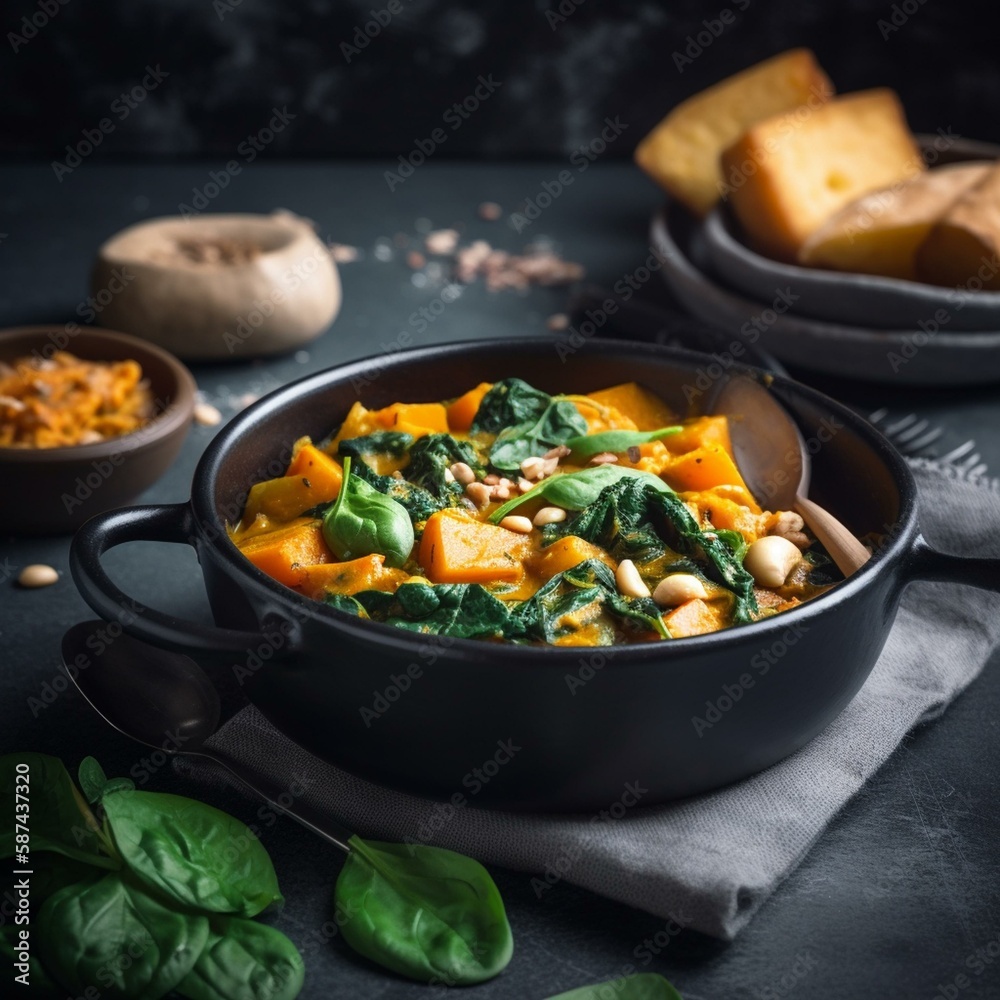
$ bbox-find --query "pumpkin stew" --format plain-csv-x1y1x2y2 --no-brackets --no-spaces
229,379,840,645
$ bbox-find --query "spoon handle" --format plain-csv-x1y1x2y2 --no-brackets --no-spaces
794,494,871,577
201,748,353,855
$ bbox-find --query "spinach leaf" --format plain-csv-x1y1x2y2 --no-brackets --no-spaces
509,559,668,643
646,490,758,624
490,465,673,522
335,836,513,985
324,593,369,617
540,479,759,625
102,789,283,917
39,873,209,1000
79,755,134,803
176,917,305,1000
2,922,63,997
565,425,680,462
337,431,413,460
323,456,415,567
365,582,513,640
546,972,684,999
405,433,482,501
1,753,118,869
472,378,587,473
344,454,447,524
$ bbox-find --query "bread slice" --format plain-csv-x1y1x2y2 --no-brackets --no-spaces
799,162,993,280
634,49,833,217
721,89,925,262
916,164,1000,289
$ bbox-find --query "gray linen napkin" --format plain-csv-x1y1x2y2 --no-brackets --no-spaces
181,459,1000,940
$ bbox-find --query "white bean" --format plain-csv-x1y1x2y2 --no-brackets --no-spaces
533,506,567,526
653,573,708,607
500,515,533,534
615,559,650,598
449,462,476,485
743,535,802,588
18,564,59,589
465,482,491,508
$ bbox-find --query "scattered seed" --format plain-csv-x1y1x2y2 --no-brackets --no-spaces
425,229,459,255
483,473,500,486
406,251,426,269
500,515,533,534
194,402,222,426
533,506,567,526
543,444,571,460
493,485,511,500
518,478,534,493
546,313,570,331
328,243,360,263
589,452,619,465
18,564,59,589
478,201,503,221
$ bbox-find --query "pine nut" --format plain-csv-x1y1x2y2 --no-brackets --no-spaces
500,515,533,534
518,478,534,493
18,564,59,589
543,445,571,459
743,535,802,588
520,456,545,480
653,573,708,607
193,402,222,426
465,482,491,508
492,485,511,500
589,452,618,465
533,506,567,526
615,559,650,598
541,456,560,476
449,462,475,485
483,473,500,485
443,467,456,483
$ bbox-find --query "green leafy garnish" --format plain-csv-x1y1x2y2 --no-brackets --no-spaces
338,450,449,523
334,836,513,985
337,431,414,460
546,972,684,998
471,378,587,473
538,478,759,624
323,455,415,567
565,425,681,461
405,433,483,501
509,559,669,642
489,465,673,523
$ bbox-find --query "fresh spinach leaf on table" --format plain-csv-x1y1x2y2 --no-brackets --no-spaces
100,786,283,917
176,916,305,1000
1,752,118,869
335,836,514,985
39,872,210,1000
546,972,684,999
471,378,588,473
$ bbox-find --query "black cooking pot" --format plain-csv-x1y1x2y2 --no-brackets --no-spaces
69,340,999,810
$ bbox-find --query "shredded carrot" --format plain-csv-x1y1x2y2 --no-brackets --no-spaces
0,351,155,449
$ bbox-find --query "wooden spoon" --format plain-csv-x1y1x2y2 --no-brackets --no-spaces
709,375,870,577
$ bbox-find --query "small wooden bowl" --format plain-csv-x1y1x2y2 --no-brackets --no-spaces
0,326,195,534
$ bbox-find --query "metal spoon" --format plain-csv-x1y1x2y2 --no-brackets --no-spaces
61,621,352,854
708,375,871,577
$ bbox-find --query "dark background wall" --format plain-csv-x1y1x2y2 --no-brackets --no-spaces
1,0,995,159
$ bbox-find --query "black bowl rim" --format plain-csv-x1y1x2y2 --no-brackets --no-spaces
193,337,918,663
0,325,196,465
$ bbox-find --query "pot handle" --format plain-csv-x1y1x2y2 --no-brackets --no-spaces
71,503,268,654
906,533,1000,591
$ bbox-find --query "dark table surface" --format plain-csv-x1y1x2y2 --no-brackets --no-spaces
2,162,999,999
